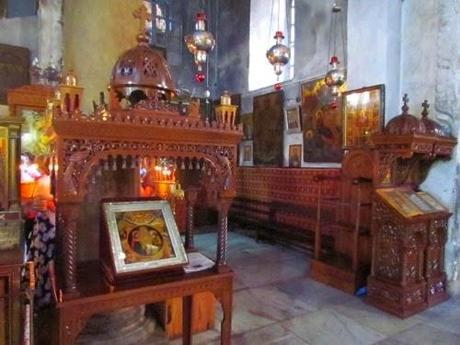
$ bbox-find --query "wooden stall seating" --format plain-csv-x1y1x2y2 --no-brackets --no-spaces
309,150,375,294
311,175,373,294
230,167,341,252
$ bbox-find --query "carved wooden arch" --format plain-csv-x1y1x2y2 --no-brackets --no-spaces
67,150,227,199
57,140,236,202
342,149,375,180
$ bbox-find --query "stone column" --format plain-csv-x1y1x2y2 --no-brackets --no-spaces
38,0,63,68
408,0,460,282
433,0,460,281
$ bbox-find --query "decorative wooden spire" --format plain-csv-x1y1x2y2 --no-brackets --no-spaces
401,94,409,115
421,100,430,118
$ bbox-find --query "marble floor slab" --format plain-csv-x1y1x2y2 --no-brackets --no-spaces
274,277,354,311
330,298,421,336
77,229,460,345
413,298,460,335
375,324,460,345
191,231,460,345
234,257,308,289
224,324,309,345
281,309,386,345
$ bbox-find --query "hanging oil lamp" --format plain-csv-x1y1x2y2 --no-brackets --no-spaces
266,30,290,90
325,3,346,107
184,10,215,83
325,55,345,101
266,0,290,91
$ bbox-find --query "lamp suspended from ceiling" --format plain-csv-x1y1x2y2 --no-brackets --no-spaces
325,2,346,107
184,7,215,83
266,0,290,90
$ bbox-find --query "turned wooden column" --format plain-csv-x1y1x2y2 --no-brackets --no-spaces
57,202,80,293
184,186,199,251
216,196,233,271
0,119,22,210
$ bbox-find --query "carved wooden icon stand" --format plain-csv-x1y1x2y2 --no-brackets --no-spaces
50,102,241,343
50,74,243,343
366,96,457,318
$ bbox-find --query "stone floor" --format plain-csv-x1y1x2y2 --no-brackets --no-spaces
120,230,460,345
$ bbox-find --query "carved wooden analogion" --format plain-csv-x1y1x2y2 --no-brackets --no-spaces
366,97,457,318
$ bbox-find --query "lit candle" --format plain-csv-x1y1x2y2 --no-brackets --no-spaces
28,261,35,289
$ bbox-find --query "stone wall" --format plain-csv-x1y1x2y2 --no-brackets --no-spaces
38,0,63,69
348,0,401,119
63,0,142,111
226,0,403,168
0,16,38,113
0,16,38,59
401,0,460,281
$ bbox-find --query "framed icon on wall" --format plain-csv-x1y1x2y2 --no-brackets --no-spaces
342,84,385,148
288,144,302,168
285,106,302,133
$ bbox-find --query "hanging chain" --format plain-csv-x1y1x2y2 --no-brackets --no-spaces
268,0,275,46
340,3,346,70
333,7,338,58
278,0,281,32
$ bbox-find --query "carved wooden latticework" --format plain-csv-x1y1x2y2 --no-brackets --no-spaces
52,106,242,293
371,133,456,188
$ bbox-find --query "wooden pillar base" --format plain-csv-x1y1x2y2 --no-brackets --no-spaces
367,276,428,318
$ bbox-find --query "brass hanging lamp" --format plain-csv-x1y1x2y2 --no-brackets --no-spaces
266,0,290,90
184,6,215,83
325,2,346,107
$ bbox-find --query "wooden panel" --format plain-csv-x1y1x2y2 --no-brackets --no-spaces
253,92,284,166
0,277,5,344
0,44,30,104
231,167,341,247
0,265,21,345
235,167,341,205
154,292,216,338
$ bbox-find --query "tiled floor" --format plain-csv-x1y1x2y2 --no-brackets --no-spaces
91,229,460,345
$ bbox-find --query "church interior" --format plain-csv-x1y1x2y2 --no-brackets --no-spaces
0,0,460,344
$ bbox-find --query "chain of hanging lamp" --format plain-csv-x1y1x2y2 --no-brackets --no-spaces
325,1,346,108
266,0,290,91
